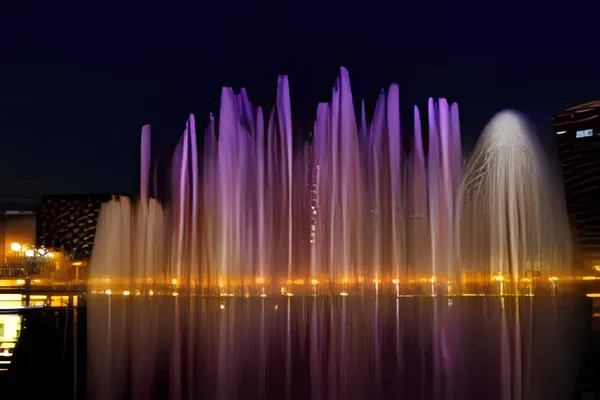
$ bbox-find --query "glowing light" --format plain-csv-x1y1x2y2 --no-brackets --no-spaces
123,290,131,296
24,250,34,257
37,248,46,256
46,252,55,258
172,291,178,297
576,129,593,138
83,273,585,297
15,280,25,285
148,290,154,296
255,277,265,285
586,293,600,298
340,292,348,296
9,243,21,252
220,303,225,310
105,289,112,295
594,265,600,272
171,279,178,286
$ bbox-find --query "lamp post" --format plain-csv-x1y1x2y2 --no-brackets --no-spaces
9,242,55,278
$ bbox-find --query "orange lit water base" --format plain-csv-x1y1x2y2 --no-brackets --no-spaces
88,274,582,298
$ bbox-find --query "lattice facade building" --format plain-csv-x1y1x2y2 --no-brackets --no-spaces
36,194,114,261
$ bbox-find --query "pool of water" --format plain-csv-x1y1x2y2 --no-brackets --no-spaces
89,295,589,400
0,295,595,399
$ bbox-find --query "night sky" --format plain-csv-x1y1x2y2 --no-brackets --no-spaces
1,1,599,197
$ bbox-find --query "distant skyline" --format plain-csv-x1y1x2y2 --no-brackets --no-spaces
1,2,600,197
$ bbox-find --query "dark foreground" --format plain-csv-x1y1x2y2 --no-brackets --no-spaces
0,305,86,398
0,295,598,399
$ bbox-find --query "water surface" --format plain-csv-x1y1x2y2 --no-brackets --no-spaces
88,295,586,400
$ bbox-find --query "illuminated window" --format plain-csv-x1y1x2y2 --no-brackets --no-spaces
576,129,594,138
556,130,566,135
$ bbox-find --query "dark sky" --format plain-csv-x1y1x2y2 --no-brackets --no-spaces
1,1,599,197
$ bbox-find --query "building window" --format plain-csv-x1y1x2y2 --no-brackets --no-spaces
576,129,594,138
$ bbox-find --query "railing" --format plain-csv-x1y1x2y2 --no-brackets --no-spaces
0,265,26,278
0,263,86,292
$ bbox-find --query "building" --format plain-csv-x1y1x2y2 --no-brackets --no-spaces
0,198,39,263
36,194,114,262
552,101,600,274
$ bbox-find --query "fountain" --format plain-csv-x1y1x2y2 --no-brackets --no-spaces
86,68,580,400
88,68,571,296
459,110,572,295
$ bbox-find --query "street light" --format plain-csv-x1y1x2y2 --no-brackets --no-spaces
25,249,34,257
10,243,21,252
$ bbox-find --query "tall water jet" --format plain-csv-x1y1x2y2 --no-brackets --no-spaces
459,110,572,293
407,106,430,281
427,99,462,293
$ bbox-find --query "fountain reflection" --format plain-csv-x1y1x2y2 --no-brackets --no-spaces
87,295,585,400
0,313,20,372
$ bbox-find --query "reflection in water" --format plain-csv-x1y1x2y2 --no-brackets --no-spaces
0,313,20,372
0,294,24,374
0,293,80,377
88,296,585,400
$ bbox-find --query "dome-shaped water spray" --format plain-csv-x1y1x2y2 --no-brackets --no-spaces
459,110,572,293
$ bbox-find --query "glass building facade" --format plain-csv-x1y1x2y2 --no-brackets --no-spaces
553,101,600,274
